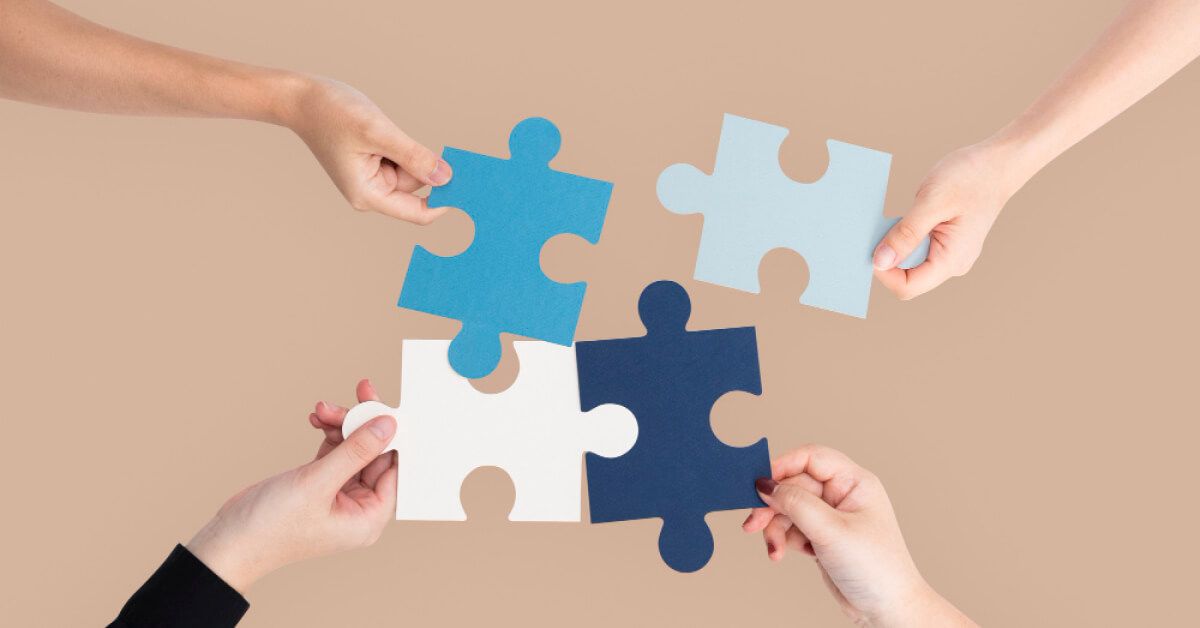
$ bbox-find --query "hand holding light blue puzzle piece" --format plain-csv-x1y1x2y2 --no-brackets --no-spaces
657,114,929,318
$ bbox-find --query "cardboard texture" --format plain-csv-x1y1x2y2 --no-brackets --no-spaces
399,117,614,378
576,280,771,573
341,340,637,522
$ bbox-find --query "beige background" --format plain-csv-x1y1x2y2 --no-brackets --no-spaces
2,0,1198,625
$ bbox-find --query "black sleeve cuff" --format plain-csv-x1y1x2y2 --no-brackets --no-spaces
109,544,249,628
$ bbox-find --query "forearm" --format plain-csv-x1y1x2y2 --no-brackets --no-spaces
0,0,303,123
987,0,1200,192
109,545,248,628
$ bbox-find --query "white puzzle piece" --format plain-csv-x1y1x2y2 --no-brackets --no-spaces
341,340,639,521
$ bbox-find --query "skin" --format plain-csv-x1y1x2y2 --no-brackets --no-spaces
0,0,451,223
874,0,1200,299
5,0,1195,622
187,380,394,592
193,390,984,628
743,446,977,628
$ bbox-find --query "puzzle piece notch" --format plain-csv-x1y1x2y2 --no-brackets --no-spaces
341,339,637,521
657,114,929,318
399,117,613,379
577,280,770,572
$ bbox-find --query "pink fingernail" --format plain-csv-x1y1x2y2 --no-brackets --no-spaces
429,159,451,185
368,416,395,440
873,244,897,270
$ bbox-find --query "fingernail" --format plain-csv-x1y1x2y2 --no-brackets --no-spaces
429,159,451,185
873,243,897,270
766,542,776,557
368,416,395,440
755,477,778,496
742,513,754,527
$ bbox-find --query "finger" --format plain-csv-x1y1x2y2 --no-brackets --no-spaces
744,472,823,533
314,401,348,429
873,199,947,271
360,451,395,489
315,383,377,462
764,513,793,561
757,478,843,547
771,448,872,509
381,130,451,187
771,445,865,486
874,255,955,301
785,525,815,556
357,379,382,403
743,507,776,533
372,458,398,518
314,428,343,462
309,415,397,491
360,188,448,226
790,472,825,498
380,157,427,193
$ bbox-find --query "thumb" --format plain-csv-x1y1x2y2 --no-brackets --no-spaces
310,415,397,490
757,478,843,547
382,131,451,187
873,199,944,271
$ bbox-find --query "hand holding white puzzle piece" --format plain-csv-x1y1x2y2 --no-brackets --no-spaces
341,340,638,522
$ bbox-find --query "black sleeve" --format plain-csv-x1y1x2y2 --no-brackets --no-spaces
108,544,249,628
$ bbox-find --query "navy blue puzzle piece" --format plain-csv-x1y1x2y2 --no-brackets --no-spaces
577,280,770,573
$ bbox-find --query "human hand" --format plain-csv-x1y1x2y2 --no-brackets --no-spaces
282,77,452,224
872,142,1021,300
743,445,975,628
186,380,396,592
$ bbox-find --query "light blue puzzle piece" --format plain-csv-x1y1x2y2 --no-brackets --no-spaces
657,114,928,318
399,117,613,379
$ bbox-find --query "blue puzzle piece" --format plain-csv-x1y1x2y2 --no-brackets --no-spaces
576,280,770,573
657,114,930,318
399,117,613,378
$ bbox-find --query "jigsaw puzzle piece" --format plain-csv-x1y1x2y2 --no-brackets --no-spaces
657,114,928,318
341,339,636,522
398,117,614,378
576,280,770,572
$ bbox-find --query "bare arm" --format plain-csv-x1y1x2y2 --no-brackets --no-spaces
0,0,451,223
0,0,294,120
999,0,1200,185
874,0,1200,299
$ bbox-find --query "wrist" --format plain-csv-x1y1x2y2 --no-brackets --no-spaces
978,120,1055,198
865,579,973,628
186,517,264,594
253,70,318,129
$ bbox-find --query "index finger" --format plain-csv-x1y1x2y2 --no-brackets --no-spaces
743,472,823,533
770,444,864,481
771,445,873,509
874,256,953,301
356,379,382,403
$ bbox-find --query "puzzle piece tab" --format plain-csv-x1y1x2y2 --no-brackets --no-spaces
399,117,613,378
576,280,770,572
657,113,929,318
341,340,637,522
